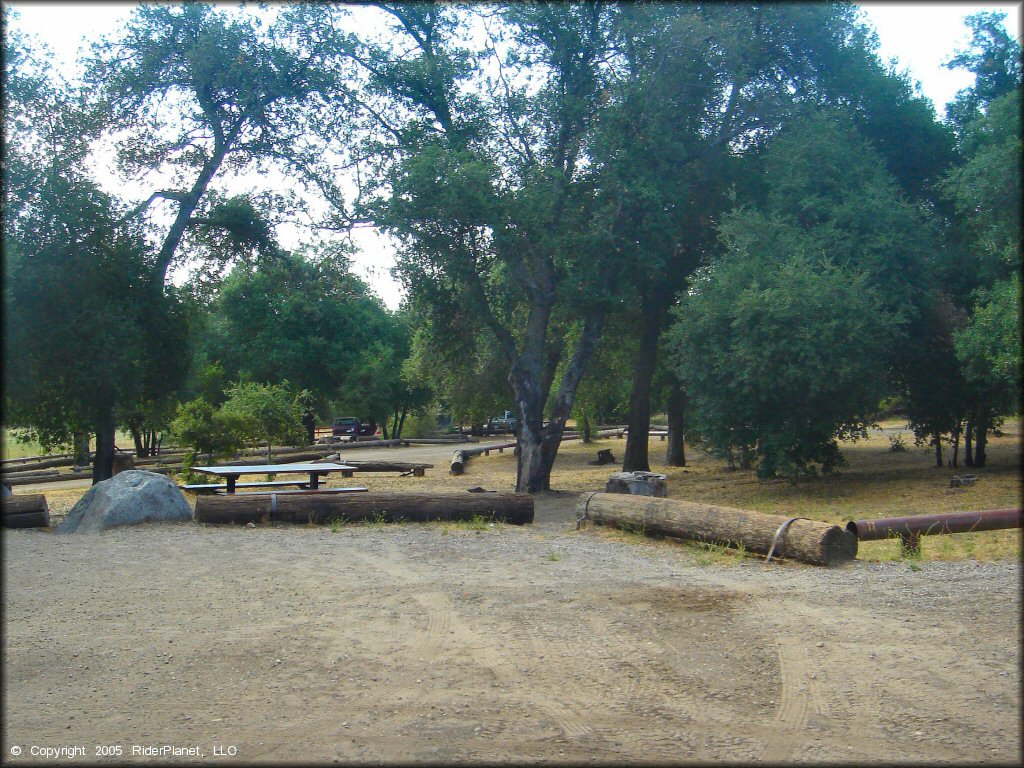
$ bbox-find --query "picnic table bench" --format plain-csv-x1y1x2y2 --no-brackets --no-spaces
180,480,316,495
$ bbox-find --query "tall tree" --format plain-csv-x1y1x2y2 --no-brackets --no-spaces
314,2,619,491
592,3,951,472
3,23,187,481
669,110,938,478
197,244,424,437
944,11,1022,139
84,4,338,285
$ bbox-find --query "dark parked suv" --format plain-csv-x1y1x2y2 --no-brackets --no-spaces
332,416,376,439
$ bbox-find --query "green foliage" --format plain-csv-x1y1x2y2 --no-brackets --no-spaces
84,3,339,280
943,12,1022,137
219,381,305,454
940,91,1022,288
196,245,424,429
954,276,1022,415
669,111,940,478
169,396,246,459
403,322,510,429
2,168,187,451
671,252,891,478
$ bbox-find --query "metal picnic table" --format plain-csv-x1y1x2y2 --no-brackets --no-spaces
191,462,355,494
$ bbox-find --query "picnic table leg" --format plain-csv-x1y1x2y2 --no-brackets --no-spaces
226,475,237,494
308,472,319,490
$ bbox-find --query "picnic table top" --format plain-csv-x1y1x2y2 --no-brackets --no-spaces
192,463,354,476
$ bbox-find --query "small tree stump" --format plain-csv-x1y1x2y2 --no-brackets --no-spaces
605,471,668,497
112,454,135,476
589,449,616,466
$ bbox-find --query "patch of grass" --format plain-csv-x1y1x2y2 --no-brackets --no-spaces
546,548,562,561
329,516,348,533
690,537,747,566
362,511,388,528
446,514,495,532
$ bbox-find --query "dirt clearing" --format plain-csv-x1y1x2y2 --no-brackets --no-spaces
3,489,1020,764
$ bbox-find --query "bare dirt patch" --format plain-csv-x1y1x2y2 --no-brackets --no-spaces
3,431,1021,763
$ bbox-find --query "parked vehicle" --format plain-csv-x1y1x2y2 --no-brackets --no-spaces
488,410,517,433
332,416,376,439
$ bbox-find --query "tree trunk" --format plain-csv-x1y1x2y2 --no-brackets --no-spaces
950,421,961,468
92,412,116,484
73,431,91,467
578,492,857,567
195,491,534,526
666,383,687,467
964,416,975,467
622,309,663,473
933,431,943,468
302,412,316,446
581,410,592,444
515,415,549,492
396,405,408,439
974,409,988,468
130,425,146,459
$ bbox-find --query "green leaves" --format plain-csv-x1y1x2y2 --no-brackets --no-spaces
671,251,890,478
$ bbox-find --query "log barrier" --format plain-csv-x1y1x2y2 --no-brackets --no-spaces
195,491,534,526
578,492,857,567
2,494,50,528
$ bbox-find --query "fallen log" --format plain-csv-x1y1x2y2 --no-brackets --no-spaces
450,450,468,475
2,468,60,479
0,455,77,473
335,461,432,477
195,491,534,526
1,452,75,465
578,492,857,567
2,494,50,528
450,441,518,474
5,471,93,486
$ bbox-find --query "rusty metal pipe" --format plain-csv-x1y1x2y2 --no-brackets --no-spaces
847,508,1022,541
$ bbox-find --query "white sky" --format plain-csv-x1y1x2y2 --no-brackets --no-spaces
4,1,1021,309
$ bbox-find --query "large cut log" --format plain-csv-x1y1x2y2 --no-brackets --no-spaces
195,491,534,526
578,492,856,567
2,494,50,528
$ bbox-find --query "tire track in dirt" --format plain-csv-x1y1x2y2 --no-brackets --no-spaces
351,545,597,745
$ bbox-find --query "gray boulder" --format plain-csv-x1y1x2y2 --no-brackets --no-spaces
57,470,193,534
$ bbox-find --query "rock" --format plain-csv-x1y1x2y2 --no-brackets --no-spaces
57,470,193,534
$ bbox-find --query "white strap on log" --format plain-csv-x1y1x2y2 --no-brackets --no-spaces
765,517,811,563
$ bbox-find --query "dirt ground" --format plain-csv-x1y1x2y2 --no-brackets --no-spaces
3,480,1021,765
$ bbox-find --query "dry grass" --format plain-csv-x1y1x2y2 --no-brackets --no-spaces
37,419,1022,563
348,419,1018,563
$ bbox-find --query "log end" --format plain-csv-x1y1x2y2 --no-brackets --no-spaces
821,526,858,566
